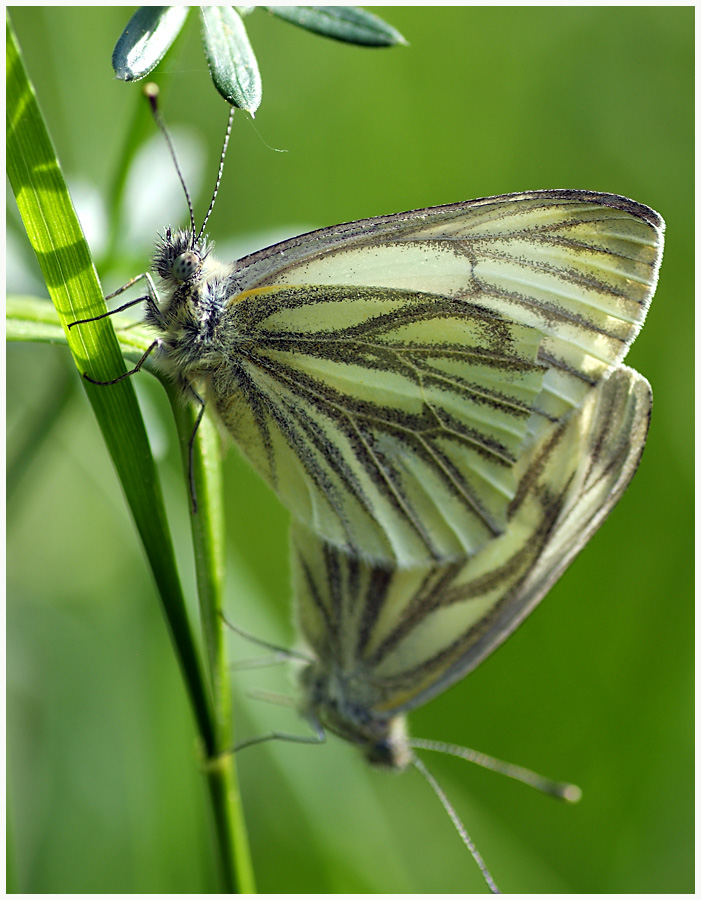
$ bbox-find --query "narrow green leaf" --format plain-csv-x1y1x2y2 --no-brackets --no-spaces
266,6,407,47
200,6,262,113
112,6,190,81
168,386,257,895
7,295,155,354
7,296,63,342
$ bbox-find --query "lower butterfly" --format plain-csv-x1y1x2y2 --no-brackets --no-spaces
72,189,664,570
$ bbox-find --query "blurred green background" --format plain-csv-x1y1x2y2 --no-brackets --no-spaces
7,7,693,893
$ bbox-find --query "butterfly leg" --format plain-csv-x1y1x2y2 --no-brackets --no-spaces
219,613,313,662
234,719,326,753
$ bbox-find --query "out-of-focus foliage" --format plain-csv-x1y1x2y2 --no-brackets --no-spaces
7,7,692,893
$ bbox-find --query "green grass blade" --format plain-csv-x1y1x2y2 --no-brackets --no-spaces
7,17,254,893
169,386,256,893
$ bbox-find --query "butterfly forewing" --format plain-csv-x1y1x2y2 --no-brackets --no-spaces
513,364,652,605
235,191,661,420
291,365,652,717
216,191,662,566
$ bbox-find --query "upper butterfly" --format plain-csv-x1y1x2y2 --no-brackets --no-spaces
79,190,663,567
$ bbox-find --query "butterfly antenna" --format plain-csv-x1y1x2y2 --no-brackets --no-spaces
143,82,197,246
410,738,582,803
412,755,500,894
197,105,235,244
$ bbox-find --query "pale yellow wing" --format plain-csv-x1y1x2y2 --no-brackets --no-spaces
235,190,663,419
214,191,662,566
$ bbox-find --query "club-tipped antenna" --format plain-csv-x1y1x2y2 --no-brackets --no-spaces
409,737,582,802
143,82,196,245
197,105,235,244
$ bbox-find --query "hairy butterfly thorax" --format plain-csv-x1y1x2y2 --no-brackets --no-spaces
148,228,237,382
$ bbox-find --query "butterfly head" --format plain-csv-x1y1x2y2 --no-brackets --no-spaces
153,227,212,287
300,662,413,770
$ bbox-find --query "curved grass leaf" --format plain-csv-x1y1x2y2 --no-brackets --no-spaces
7,20,204,746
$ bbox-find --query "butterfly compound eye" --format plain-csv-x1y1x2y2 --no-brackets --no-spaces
172,251,201,283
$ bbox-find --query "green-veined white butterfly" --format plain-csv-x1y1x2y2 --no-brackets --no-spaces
73,187,663,571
